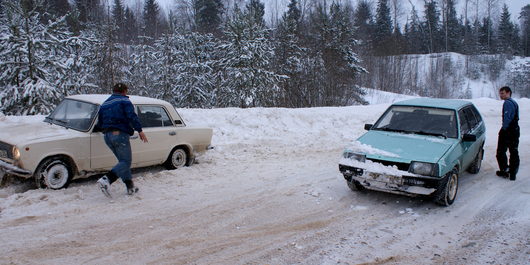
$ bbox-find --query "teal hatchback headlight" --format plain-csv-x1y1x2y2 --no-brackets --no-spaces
343,151,366,162
409,161,439,176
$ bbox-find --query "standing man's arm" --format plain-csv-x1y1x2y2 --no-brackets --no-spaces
123,101,149,143
502,100,515,130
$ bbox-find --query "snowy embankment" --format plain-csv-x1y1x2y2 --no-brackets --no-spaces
0,96,529,265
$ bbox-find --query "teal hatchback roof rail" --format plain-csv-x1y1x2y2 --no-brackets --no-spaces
392,98,471,110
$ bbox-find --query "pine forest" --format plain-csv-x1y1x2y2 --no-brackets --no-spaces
0,0,529,115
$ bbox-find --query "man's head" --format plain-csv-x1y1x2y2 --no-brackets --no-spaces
113,83,128,95
499,86,512,100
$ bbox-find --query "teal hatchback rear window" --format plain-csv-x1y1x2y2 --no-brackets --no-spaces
373,106,458,138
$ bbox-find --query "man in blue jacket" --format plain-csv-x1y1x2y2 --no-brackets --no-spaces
97,83,148,197
496,86,519,181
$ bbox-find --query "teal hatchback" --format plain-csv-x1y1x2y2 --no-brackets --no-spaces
339,98,485,206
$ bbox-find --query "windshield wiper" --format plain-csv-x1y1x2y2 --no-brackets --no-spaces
416,130,447,139
374,127,406,133
55,119,67,125
45,117,67,126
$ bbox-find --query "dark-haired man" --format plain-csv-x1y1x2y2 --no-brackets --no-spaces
97,83,148,197
496,86,519,181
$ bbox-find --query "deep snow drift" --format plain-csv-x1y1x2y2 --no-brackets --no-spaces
0,96,529,264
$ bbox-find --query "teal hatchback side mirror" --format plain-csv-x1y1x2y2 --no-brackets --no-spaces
364,124,373,130
462,134,476,142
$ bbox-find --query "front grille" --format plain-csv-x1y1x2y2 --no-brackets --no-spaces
0,141,13,159
367,158,410,172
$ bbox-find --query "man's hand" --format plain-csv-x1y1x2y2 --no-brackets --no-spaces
139,131,148,143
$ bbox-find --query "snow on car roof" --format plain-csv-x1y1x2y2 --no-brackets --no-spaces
66,94,170,106
392,98,472,110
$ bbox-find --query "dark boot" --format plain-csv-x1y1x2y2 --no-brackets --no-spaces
123,179,139,195
496,170,509,178
107,170,119,184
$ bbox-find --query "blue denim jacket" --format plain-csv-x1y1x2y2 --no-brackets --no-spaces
502,98,519,130
97,94,143,135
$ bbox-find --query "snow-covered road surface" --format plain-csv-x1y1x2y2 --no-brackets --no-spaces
0,98,529,264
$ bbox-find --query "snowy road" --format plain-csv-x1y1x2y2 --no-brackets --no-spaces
0,98,529,264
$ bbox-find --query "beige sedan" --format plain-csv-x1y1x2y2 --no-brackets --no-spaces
0,95,213,189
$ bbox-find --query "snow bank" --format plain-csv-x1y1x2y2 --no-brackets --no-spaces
363,88,416,105
178,104,388,150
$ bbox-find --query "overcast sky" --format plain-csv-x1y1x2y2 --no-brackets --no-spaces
151,0,527,25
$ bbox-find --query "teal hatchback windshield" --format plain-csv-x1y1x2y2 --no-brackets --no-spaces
373,106,458,138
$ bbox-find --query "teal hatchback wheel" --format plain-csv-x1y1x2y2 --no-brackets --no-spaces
433,168,459,206
467,147,484,174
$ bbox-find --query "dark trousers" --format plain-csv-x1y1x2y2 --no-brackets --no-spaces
496,128,520,175
104,131,132,182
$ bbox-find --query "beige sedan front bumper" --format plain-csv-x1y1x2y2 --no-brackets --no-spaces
0,159,32,178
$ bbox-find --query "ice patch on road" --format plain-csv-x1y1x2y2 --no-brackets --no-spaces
350,205,368,211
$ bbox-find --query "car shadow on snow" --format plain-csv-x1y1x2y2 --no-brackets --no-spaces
0,164,169,196
68,165,168,187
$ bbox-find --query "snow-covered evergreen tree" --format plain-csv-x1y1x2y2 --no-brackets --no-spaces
274,0,306,107
126,36,158,96
404,7,425,54
58,30,99,95
442,0,461,52
112,0,126,43
423,0,441,53
521,5,530,57
217,4,284,108
123,7,139,44
497,4,516,54
153,32,217,107
194,0,224,36
308,1,366,106
353,0,374,54
143,0,162,40
478,17,495,54
74,0,104,25
91,20,127,91
462,18,480,55
0,0,83,115
373,0,393,55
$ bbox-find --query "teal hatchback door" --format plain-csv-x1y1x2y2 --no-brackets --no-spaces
458,106,485,170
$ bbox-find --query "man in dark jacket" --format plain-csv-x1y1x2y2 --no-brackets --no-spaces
97,83,148,197
496,86,519,181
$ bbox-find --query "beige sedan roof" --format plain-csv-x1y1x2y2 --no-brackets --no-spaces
67,94,169,106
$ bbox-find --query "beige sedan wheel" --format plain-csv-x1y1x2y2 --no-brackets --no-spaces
165,148,187,170
35,158,72,189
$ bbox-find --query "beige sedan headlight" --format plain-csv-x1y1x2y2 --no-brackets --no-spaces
12,146,21,160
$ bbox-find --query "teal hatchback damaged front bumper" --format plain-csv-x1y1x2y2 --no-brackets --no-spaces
339,162,442,196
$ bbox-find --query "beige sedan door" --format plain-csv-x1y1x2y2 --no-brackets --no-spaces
90,105,176,170
89,129,156,170
132,105,177,167
89,131,115,170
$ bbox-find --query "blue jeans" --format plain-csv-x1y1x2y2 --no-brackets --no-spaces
104,131,132,182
